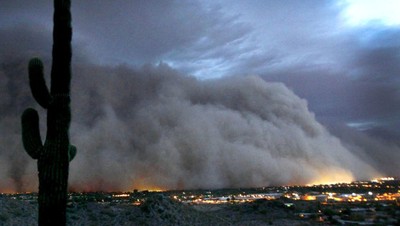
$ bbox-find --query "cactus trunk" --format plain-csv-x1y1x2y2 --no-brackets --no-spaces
21,0,75,225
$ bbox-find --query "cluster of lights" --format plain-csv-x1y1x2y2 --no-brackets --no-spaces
371,177,395,183
112,193,130,198
3,177,399,207
169,177,400,205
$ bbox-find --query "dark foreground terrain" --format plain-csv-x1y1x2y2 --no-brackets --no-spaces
1,194,321,226
3,178,400,225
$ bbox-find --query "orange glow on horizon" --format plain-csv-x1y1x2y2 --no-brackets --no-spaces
0,188,18,194
2,174,394,194
307,168,355,186
129,181,166,192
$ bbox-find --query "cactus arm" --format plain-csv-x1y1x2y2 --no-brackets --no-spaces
68,145,77,162
22,1,74,224
21,108,43,159
28,58,52,109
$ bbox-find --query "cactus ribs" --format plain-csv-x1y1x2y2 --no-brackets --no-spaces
21,1,75,225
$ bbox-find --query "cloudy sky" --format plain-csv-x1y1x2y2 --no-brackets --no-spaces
1,0,400,191
2,0,399,137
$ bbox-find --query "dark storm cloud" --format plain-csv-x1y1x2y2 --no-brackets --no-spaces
70,0,253,68
349,27,400,83
0,46,380,191
1,1,400,192
264,26,400,134
0,1,52,29
0,25,390,192
0,25,51,62
208,1,400,136
328,124,400,178
1,1,251,68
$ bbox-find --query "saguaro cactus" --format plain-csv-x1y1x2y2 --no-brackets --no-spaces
21,0,75,225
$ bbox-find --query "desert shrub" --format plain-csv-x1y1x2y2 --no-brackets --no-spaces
69,214,79,221
0,213,9,222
